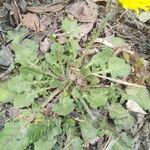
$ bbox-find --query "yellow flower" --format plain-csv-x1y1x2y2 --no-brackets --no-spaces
118,0,150,14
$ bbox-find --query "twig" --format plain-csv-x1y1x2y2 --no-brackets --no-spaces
91,73,145,88
13,0,22,22
117,9,127,22
0,66,14,79
114,45,134,56
104,137,120,150
63,139,75,150
41,88,62,108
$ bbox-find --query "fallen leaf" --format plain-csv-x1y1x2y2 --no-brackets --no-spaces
0,45,13,66
43,103,53,117
82,48,99,56
21,13,46,32
138,12,150,23
7,107,20,120
67,1,98,23
57,34,66,44
126,100,147,115
124,53,147,85
89,137,100,145
26,3,64,13
126,87,150,111
78,23,93,39
40,37,51,53
94,38,114,48
76,76,87,87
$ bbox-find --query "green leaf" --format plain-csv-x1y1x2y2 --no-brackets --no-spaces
107,86,122,102
68,37,80,58
107,56,131,78
85,88,108,108
80,68,91,76
88,48,113,69
34,137,52,150
64,119,83,150
19,66,44,81
52,97,75,116
34,126,61,150
13,92,38,108
13,39,39,65
0,121,29,150
7,28,29,44
109,101,134,131
33,117,62,150
89,50,131,78
45,53,57,65
87,75,99,85
27,123,48,143
7,75,32,94
109,103,128,119
80,117,98,143
111,133,134,150
65,136,83,150
114,113,134,131
71,88,81,99
51,42,63,53
0,87,12,103
61,18,80,38
49,78,60,88
70,137,83,150
20,66,43,75
126,87,150,111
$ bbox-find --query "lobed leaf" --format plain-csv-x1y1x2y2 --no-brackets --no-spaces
61,18,80,38
126,87,150,111
13,92,38,108
52,97,75,116
107,56,131,78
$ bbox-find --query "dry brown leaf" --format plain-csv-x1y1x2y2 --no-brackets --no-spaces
43,103,53,117
82,48,99,56
89,137,101,145
67,1,98,23
57,35,66,44
26,3,64,13
7,107,20,120
76,76,87,87
126,100,147,115
21,13,46,32
78,23,93,39
124,53,147,85
40,37,51,53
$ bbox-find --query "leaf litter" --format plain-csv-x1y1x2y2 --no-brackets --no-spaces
66,1,98,23
0,0,150,150
21,13,46,32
